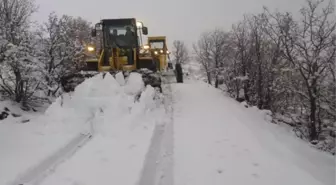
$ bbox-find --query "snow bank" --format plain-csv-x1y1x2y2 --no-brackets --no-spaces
0,72,164,185
115,72,125,86
38,73,165,185
124,72,145,96
237,104,336,185
0,100,45,123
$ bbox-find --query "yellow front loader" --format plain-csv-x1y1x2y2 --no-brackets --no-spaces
146,36,170,72
81,18,163,92
84,18,158,72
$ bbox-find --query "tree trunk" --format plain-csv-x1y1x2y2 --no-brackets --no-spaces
235,82,240,100
257,62,263,109
308,75,318,141
243,80,250,102
309,94,317,141
207,72,212,85
264,86,272,110
14,69,23,103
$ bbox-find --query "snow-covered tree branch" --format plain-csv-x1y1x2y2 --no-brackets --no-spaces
37,13,90,97
0,0,41,109
172,40,189,65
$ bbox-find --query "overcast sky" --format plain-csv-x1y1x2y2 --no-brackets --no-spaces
31,0,307,50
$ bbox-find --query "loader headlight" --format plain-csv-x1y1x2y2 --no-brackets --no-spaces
166,50,170,54
136,21,143,28
160,49,163,53
87,46,95,52
143,45,150,50
154,51,158,55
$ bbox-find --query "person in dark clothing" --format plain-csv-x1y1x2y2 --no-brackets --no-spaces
125,27,134,37
175,63,183,83
124,27,135,65
150,59,158,72
112,29,118,36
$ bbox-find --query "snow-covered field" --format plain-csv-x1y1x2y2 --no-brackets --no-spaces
0,72,166,185
1,75,334,185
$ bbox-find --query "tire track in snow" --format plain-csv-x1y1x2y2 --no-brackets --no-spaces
138,76,174,185
9,109,99,185
156,82,174,185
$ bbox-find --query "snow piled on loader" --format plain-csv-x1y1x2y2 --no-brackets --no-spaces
0,72,165,185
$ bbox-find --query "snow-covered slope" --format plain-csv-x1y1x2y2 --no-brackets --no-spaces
172,80,335,185
0,72,165,185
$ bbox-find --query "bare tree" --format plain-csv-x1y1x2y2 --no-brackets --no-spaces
172,40,189,65
37,12,65,97
271,0,336,141
37,13,89,97
231,17,253,101
258,9,288,111
193,29,231,88
193,32,213,84
0,0,37,45
0,0,40,108
194,0,336,153
209,29,230,88
63,15,92,46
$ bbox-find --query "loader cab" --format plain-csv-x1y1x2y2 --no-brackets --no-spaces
88,18,149,72
149,39,164,49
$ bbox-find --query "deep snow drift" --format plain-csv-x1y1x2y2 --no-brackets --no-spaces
0,72,165,185
172,80,335,185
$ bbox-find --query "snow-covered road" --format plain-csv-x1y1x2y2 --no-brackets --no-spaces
172,80,335,185
1,75,334,185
